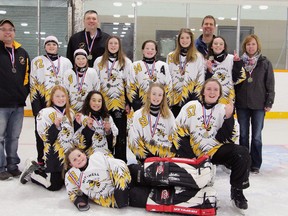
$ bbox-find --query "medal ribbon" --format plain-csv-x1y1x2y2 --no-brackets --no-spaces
202,105,214,130
85,31,97,56
179,55,187,75
76,71,87,92
148,113,160,138
68,171,83,189
46,55,60,79
53,106,66,118
5,47,15,69
143,61,156,80
92,116,104,127
107,59,116,80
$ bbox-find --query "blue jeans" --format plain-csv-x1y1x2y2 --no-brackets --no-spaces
236,108,265,169
0,107,24,172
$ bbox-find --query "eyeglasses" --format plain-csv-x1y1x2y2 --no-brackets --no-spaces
0,28,15,32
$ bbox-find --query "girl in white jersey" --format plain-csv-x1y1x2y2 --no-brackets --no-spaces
206,36,246,104
63,49,100,113
128,40,172,111
20,86,75,191
167,28,205,117
93,35,131,162
64,147,131,211
30,36,72,167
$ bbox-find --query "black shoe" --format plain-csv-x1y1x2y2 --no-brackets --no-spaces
8,169,22,177
19,159,41,184
250,167,260,174
231,187,248,210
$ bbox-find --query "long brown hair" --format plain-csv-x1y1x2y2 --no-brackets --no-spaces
172,28,198,64
99,35,127,69
142,83,170,118
47,85,73,125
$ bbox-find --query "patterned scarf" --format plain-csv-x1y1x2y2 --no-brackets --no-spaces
241,52,260,73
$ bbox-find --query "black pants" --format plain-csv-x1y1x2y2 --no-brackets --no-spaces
34,117,44,165
31,170,63,191
110,110,127,163
211,144,251,189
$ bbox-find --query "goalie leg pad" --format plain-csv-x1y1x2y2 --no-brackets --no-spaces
144,155,214,189
146,186,217,215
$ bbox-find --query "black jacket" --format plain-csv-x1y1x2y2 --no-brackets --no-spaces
0,40,30,107
235,55,275,109
66,28,110,67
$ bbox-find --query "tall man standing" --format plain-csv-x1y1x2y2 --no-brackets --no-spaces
195,15,216,56
66,10,109,67
0,19,30,180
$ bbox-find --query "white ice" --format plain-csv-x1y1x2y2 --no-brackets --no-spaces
0,118,288,216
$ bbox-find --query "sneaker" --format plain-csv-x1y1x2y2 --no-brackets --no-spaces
8,169,22,177
19,159,41,184
0,171,13,181
250,167,260,174
231,187,248,210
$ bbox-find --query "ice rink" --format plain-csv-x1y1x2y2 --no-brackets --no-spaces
0,118,288,216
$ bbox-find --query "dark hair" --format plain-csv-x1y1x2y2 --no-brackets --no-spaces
142,40,158,52
207,36,228,58
81,91,110,119
84,10,98,18
99,35,127,69
201,15,216,26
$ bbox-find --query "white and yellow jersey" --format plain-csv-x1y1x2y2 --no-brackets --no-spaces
93,57,131,111
128,108,176,162
166,52,205,106
30,55,72,115
65,151,131,208
63,68,100,113
36,107,75,172
128,60,173,108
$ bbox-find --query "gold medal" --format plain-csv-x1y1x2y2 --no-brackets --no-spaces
87,54,92,60
149,139,156,145
247,77,253,83
12,68,17,73
203,131,209,138
55,80,60,85
62,116,67,122
77,97,82,102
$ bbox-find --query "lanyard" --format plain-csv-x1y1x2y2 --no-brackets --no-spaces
148,113,160,138
5,47,16,70
143,61,156,80
46,55,60,78
107,59,116,80
76,71,87,92
68,171,83,189
179,55,186,75
84,31,97,55
202,105,214,130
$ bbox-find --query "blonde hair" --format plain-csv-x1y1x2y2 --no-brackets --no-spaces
47,85,73,125
172,28,198,64
142,83,170,118
242,34,262,54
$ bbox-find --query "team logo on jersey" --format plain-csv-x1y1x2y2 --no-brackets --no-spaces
79,42,86,49
186,104,196,118
217,72,226,82
19,56,25,65
139,115,148,128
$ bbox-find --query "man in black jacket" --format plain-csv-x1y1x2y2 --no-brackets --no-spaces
0,19,30,180
66,10,110,67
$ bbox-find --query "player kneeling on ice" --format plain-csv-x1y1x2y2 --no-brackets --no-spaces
174,78,251,212
64,147,131,211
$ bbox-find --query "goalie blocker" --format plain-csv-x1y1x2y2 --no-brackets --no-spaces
144,155,215,189
146,186,217,216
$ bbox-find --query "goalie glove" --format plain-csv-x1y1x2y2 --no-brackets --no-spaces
144,155,214,189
